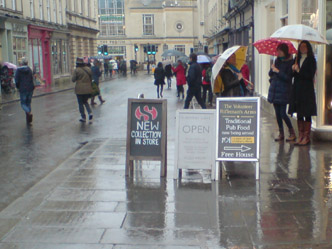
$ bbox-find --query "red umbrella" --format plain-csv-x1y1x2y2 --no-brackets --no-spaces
253,38,297,56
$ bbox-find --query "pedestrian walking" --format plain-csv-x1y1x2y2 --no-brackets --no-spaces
113,60,118,75
91,60,106,105
104,60,109,78
202,64,213,106
172,60,186,99
72,57,93,123
219,53,245,97
289,40,317,146
268,43,296,142
154,62,165,98
184,53,206,109
241,63,251,96
15,57,34,124
147,61,150,75
164,64,172,89
108,61,113,78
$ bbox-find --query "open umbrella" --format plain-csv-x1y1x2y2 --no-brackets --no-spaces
3,62,17,70
253,38,297,56
212,45,248,81
161,49,185,57
162,60,172,66
177,56,189,63
270,24,328,45
197,55,212,64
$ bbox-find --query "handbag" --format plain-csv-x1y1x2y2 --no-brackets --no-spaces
91,80,100,97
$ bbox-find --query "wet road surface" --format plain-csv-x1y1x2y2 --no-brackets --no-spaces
0,72,332,248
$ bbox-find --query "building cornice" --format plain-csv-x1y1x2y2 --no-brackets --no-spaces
68,23,99,33
98,36,198,40
66,10,97,23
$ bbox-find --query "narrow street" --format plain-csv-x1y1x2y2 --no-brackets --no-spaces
0,73,331,248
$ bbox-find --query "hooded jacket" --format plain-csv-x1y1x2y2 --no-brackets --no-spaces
15,66,34,93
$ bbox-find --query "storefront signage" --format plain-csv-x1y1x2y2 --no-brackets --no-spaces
13,23,25,33
217,97,260,161
174,110,216,180
126,99,167,177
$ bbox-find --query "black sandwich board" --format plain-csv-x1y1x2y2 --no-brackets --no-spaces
126,98,167,177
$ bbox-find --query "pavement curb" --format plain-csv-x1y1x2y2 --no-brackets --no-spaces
0,78,114,105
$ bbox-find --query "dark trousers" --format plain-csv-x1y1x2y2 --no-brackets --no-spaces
184,87,206,109
76,94,92,118
273,104,293,131
177,85,184,96
202,84,213,104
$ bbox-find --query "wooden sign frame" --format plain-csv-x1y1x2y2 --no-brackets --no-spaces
126,98,167,177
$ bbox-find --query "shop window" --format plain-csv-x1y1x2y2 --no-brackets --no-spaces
108,45,126,57
52,40,69,75
29,39,44,85
301,0,318,29
13,37,27,65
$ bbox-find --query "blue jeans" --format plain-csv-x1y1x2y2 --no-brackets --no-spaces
19,91,33,113
273,104,293,131
76,94,92,118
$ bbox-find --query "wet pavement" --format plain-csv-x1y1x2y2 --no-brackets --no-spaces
0,72,332,248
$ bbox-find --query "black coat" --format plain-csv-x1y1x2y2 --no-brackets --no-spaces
164,64,172,78
268,58,294,105
288,56,317,117
186,62,202,89
154,67,165,85
15,66,34,93
220,67,244,97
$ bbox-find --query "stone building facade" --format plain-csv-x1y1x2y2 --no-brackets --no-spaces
97,0,203,65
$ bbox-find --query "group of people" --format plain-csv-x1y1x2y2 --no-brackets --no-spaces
153,53,251,109
268,40,316,146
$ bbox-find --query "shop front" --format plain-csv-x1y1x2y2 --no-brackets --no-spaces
254,0,332,140
51,32,71,85
0,16,28,65
28,25,52,86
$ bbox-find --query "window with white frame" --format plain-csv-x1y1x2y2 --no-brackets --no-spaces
39,0,43,20
143,14,154,35
12,0,16,10
30,0,34,18
174,45,185,54
53,0,57,22
0,0,5,8
47,0,51,21
81,0,84,14
59,0,63,24
87,0,90,17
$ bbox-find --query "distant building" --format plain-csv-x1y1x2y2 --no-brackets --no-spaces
97,0,204,66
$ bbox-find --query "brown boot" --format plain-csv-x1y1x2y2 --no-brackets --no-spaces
299,121,311,146
98,95,105,104
286,128,296,142
274,130,284,141
294,120,304,145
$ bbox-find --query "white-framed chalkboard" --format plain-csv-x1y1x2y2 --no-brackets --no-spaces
216,97,261,179
126,98,167,177
174,110,216,180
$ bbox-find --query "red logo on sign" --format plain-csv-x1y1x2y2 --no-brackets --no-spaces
135,106,158,121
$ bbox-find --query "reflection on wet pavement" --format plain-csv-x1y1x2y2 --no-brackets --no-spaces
0,74,331,248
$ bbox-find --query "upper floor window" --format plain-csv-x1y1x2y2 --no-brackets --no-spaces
30,0,34,18
143,14,154,35
47,0,51,22
53,0,57,22
0,0,5,8
39,0,43,20
59,0,63,24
